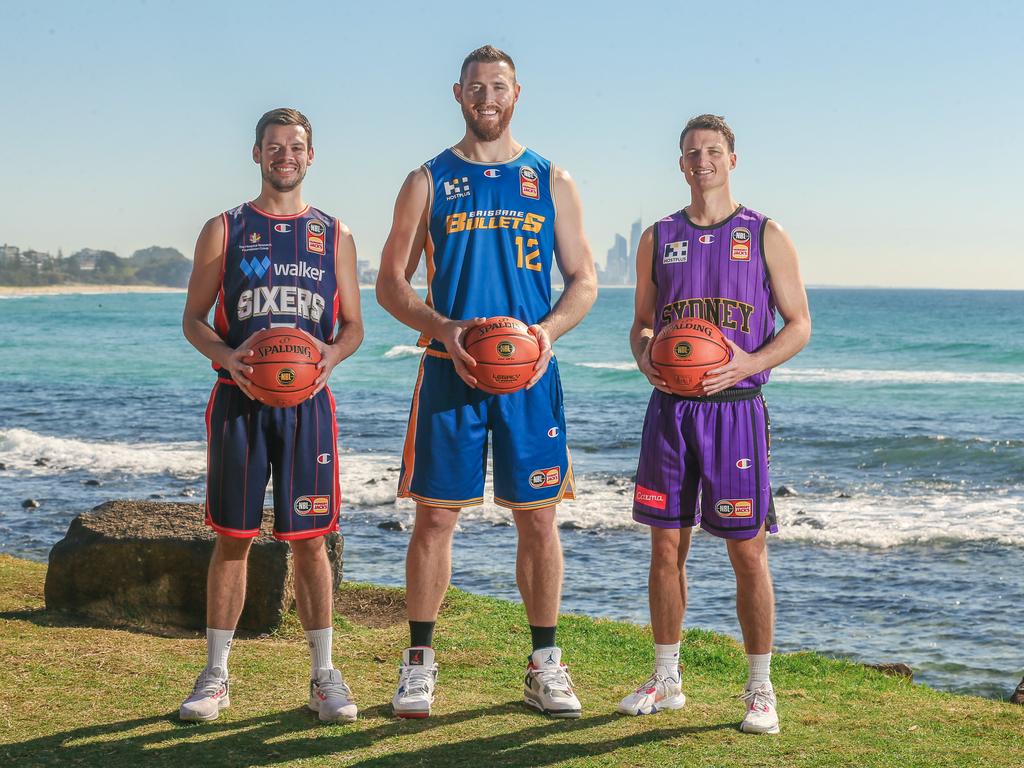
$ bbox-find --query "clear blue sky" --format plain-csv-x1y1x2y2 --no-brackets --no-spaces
3,0,1022,289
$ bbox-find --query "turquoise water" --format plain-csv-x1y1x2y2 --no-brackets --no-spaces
1,287,1022,698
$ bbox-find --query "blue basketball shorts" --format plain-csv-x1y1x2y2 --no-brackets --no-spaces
204,380,340,540
397,351,575,510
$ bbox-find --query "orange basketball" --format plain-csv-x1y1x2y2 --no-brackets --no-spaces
650,318,731,396
463,316,540,394
246,327,322,407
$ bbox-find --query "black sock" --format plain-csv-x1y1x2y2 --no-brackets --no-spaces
409,620,435,648
529,625,557,651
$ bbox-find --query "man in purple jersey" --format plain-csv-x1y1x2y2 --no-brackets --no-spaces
180,108,364,724
617,115,811,734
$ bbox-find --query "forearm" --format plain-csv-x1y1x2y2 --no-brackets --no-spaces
326,320,364,364
540,271,597,342
183,316,233,368
629,322,654,366
376,276,449,340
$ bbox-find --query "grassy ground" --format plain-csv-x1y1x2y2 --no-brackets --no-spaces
1,555,1020,767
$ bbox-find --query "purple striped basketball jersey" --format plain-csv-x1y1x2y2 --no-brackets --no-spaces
652,206,774,388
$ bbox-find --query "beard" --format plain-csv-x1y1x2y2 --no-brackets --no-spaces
461,102,514,142
262,165,306,192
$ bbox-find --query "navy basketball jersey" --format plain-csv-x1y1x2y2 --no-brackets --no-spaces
420,147,556,348
214,202,340,378
652,206,775,387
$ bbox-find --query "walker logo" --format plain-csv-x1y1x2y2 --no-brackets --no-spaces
528,467,560,489
294,495,331,516
444,176,471,200
484,168,501,178
317,453,332,465
730,227,751,261
663,241,688,264
240,255,271,279
715,498,753,518
547,427,559,438
634,485,667,510
698,234,715,245
736,458,752,470
274,223,292,233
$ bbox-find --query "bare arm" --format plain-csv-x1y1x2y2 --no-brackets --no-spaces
702,219,812,394
312,220,364,395
527,165,598,387
375,168,484,386
182,215,260,398
629,225,672,394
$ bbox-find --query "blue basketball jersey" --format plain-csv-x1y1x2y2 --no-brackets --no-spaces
420,147,556,348
215,202,340,378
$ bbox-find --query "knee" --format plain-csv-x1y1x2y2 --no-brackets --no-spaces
729,543,768,579
289,536,327,564
214,535,252,561
514,510,557,542
412,509,459,541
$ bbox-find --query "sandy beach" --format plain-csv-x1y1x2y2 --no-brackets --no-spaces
0,284,187,298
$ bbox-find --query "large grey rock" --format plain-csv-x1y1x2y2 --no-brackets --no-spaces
1011,676,1024,705
45,500,343,634
865,662,913,679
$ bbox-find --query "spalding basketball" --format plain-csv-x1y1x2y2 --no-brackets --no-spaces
650,318,731,396
246,327,322,407
463,316,540,394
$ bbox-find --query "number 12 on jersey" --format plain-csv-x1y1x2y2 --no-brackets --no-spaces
515,236,541,271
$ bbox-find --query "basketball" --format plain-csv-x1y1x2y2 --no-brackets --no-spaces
246,327,322,407
650,318,731,396
463,316,540,394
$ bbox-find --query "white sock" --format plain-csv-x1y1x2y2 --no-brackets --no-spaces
206,628,235,675
654,642,681,679
306,627,334,675
747,652,772,689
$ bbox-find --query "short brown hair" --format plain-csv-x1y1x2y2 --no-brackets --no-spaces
460,45,516,83
679,114,735,153
255,108,313,149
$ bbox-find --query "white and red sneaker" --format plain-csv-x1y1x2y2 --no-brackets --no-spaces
523,647,582,718
617,670,686,715
179,666,229,722
739,682,780,734
392,647,438,718
309,667,357,723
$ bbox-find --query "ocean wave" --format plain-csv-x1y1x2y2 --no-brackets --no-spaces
575,362,638,371
383,345,423,359
774,367,1024,385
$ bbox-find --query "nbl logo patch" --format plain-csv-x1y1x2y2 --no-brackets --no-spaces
496,341,515,358
715,498,753,518
730,228,751,261
294,495,331,516
519,166,539,199
306,220,326,255
528,467,560,489
663,241,688,264
276,368,296,386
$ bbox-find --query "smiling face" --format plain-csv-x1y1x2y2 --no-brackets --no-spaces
679,128,736,192
253,123,313,193
454,60,520,142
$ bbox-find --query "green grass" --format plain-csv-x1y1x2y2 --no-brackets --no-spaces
0,555,1020,767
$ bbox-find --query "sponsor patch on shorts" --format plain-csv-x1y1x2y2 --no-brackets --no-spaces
634,484,667,510
294,494,331,515
528,467,560,489
714,498,753,518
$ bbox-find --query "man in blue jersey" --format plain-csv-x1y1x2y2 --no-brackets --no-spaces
376,45,597,719
617,115,810,734
180,108,364,724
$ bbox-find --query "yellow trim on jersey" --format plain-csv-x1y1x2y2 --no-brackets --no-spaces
449,145,528,166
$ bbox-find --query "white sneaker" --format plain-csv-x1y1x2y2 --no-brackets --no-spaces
739,682,780,734
179,666,229,722
392,647,438,718
309,667,357,723
617,669,686,715
523,647,582,718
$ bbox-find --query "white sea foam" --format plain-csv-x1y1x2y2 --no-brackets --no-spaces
383,345,424,359
775,367,1024,385
576,362,639,371
0,428,206,478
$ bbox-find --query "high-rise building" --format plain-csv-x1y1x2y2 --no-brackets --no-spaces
605,234,628,285
627,218,642,286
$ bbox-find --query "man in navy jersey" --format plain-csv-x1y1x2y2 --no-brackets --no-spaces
180,108,363,723
617,115,810,734
376,45,597,719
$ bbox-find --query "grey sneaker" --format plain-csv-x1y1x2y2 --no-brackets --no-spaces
523,647,582,718
309,667,357,723
179,666,229,722
617,669,686,715
739,682,780,734
392,647,438,718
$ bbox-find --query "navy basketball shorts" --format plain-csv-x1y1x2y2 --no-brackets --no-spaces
204,380,340,540
632,388,777,540
397,351,575,510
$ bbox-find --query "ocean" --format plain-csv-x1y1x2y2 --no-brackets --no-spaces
1,287,1021,700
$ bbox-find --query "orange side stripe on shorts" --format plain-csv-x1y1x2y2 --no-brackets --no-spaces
398,355,428,497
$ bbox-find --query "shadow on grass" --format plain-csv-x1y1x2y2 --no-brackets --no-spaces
1,699,736,767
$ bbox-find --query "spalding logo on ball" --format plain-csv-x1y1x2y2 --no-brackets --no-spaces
463,316,540,394
246,327,322,407
650,318,731,396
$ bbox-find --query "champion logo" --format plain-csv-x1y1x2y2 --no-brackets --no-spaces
698,234,715,245
736,458,752,469
240,255,271,279
274,223,292,233
547,427,559,438
484,168,501,178
317,453,332,465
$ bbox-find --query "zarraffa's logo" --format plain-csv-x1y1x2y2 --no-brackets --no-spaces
673,341,692,359
497,341,515,358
